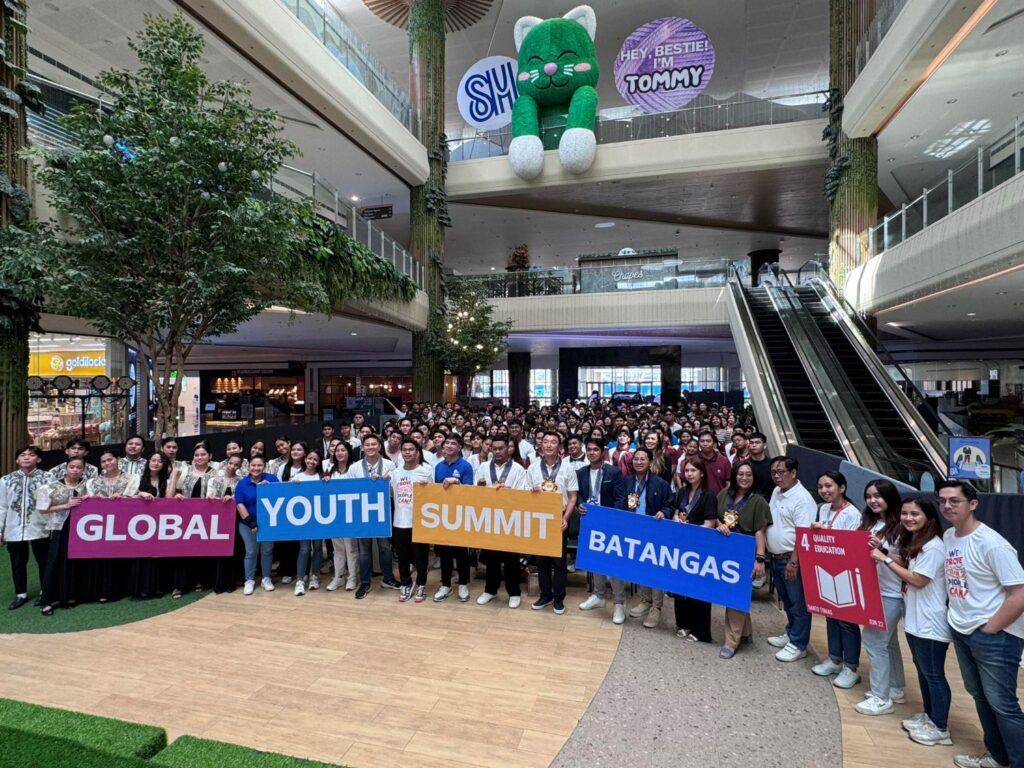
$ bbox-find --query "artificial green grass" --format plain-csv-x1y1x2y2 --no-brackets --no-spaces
0,726,150,768
152,736,343,768
0,698,167,759
0,549,206,634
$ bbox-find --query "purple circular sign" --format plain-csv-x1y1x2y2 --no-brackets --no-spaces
614,18,716,113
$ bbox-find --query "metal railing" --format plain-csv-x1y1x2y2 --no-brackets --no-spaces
25,74,422,290
855,0,909,74
449,258,738,298
280,0,419,137
446,90,827,160
867,114,1023,257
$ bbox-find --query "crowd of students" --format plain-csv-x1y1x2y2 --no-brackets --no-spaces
1,398,1022,768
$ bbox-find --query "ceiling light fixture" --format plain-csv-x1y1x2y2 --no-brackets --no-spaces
350,332,358,336
995,49,1009,56
946,98,958,104
967,312,977,317
351,195,359,201
594,222,616,229
909,134,920,140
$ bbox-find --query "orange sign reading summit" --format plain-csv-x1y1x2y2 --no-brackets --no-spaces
412,484,563,557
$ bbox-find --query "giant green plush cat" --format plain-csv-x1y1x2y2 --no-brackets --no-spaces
509,5,599,180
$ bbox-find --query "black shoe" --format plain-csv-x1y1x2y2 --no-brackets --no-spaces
355,584,372,600
532,595,553,611
32,595,43,607
381,578,401,590
553,600,566,615
8,595,29,610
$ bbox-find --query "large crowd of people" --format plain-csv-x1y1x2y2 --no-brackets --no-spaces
1,398,1022,768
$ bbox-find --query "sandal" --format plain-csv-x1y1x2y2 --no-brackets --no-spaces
719,646,736,659
40,605,54,617
172,589,183,599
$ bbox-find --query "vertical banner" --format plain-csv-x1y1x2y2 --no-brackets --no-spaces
412,484,563,557
255,478,392,541
796,527,886,629
69,498,236,558
576,505,756,612
948,436,992,481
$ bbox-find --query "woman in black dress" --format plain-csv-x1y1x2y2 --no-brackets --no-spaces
134,451,176,598
36,457,88,614
171,441,219,597
84,450,140,603
673,456,717,643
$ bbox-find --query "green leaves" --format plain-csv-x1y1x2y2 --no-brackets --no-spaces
434,280,511,377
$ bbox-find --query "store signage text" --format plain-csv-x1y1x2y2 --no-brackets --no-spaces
457,55,519,130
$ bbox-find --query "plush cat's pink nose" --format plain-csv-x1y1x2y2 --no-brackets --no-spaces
543,62,557,76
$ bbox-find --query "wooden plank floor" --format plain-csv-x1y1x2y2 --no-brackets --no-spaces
809,620,1022,768
0,576,620,768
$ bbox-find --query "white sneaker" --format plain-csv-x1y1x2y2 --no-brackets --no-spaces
579,594,606,611
294,580,305,596
954,753,1005,768
261,577,275,592
775,643,807,662
477,592,496,606
566,562,576,574
281,575,293,584
766,634,790,648
326,576,344,592
433,585,452,602
414,585,426,603
909,722,952,746
890,687,906,703
508,596,521,609
345,577,357,591
855,695,894,716
902,713,930,732
833,668,861,689
811,659,843,677
399,585,412,603
243,580,255,596
612,604,625,624
458,584,470,602
308,575,319,591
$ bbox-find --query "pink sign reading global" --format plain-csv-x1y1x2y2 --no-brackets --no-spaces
614,17,715,113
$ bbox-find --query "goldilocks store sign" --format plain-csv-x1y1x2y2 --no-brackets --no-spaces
29,351,107,377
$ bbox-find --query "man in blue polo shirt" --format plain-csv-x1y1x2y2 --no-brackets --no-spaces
434,434,474,602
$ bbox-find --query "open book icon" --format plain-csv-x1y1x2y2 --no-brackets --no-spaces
815,566,865,610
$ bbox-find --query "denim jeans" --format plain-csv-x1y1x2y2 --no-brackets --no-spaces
238,522,273,582
906,632,952,730
296,540,323,579
953,628,1024,768
771,555,811,650
358,536,394,586
826,617,862,670
862,595,906,700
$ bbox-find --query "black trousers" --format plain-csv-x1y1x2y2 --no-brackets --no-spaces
674,594,713,642
392,528,431,587
436,544,470,587
537,531,568,601
7,537,49,596
483,549,521,597
39,526,66,605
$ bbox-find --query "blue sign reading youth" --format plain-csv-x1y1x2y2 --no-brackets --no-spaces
576,504,756,612
255,478,391,542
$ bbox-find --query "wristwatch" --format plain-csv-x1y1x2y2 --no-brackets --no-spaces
755,555,766,563
883,556,894,566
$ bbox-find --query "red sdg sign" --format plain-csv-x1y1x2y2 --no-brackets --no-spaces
796,527,887,630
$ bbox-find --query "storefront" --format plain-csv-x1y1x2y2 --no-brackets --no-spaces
26,333,134,449
318,370,411,420
199,368,305,431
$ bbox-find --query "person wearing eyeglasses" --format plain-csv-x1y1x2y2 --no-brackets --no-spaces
939,480,1024,768
764,456,817,662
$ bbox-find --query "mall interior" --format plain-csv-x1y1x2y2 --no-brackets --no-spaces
5,1,1024,766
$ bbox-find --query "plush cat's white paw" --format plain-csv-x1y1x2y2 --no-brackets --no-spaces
509,135,545,180
558,127,596,174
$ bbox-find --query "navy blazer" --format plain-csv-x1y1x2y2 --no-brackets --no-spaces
575,463,627,510
625,473,674,517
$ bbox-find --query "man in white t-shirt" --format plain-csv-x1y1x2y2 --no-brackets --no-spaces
508,421,536,465
765,456,817,663
526,431,577,615
346,434,398,599
474,433,530,609
940,480,1024,768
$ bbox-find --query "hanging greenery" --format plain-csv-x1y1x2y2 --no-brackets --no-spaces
821,87,849,204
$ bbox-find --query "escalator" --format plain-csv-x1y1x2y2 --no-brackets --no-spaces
793,285,935,471
744,286,846,456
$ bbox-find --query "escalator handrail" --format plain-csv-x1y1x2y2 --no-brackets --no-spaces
726,266,799,454
764,285,883,472
796,262,949,479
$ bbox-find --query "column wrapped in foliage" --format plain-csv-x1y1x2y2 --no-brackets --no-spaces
409,0,448,402
825,0,878,287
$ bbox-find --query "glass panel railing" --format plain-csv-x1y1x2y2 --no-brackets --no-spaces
447,90,827,160
450,258,737,298
26,74,422,291
866,115,1023,257
280,0,419,137
854,0,909,74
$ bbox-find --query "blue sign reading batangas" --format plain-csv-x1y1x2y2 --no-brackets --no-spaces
255,478,391,542
576,504,756,612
